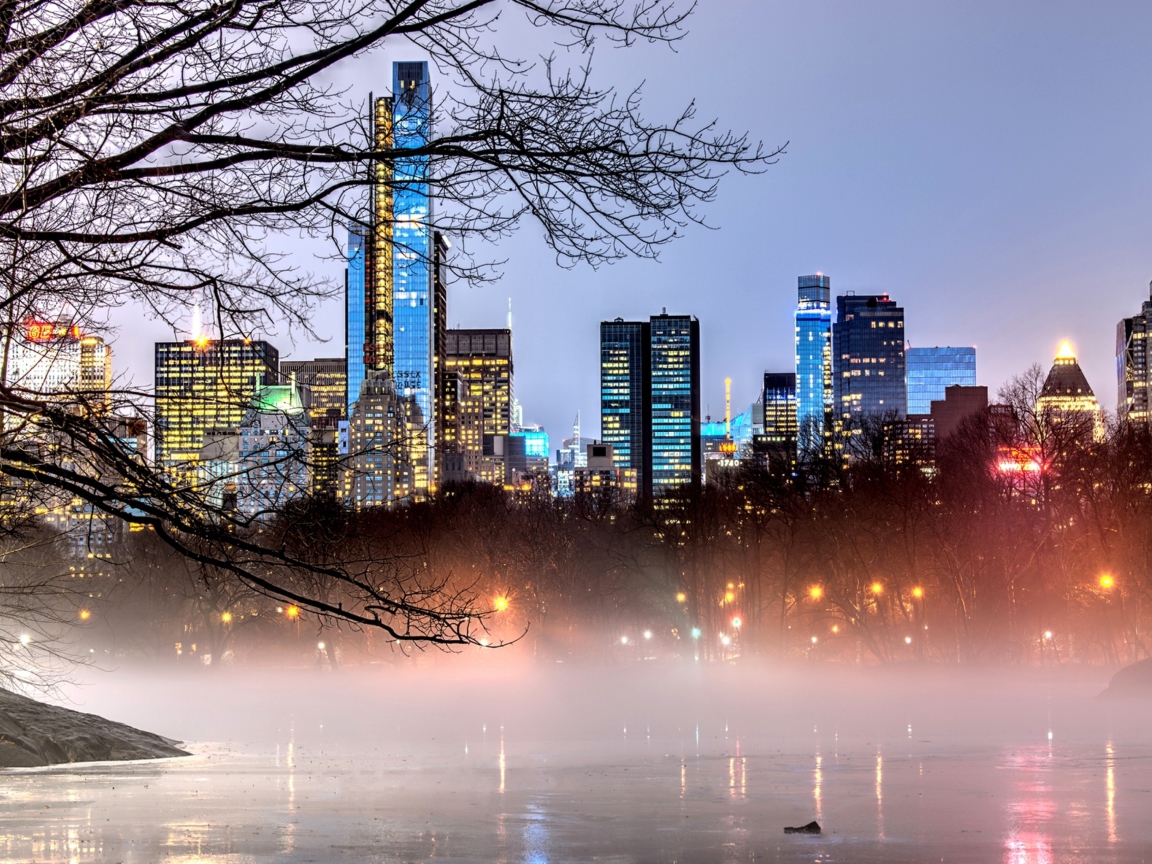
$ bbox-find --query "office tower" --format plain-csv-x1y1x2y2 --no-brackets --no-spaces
574,443,637,507
340,372,422,508
930,385,988,440
833,293,906,428
432,231,453,484
649,313,701,495
443,329,513,484
1117,282,1152,426
281,358,347,422
755,372,797,471
905,346,976,415
600,318,651,486
3,320,112,410
794,274,832,454
882,416,936,468
79,335,112,411
345,223,368,413
154,339,279,473
236,383,312,517
1037,341,1103,441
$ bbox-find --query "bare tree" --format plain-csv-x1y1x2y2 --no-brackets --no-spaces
0,1,775,643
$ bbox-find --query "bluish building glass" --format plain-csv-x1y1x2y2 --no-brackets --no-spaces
905,346,976,414
391,60,434,439
649,314,700,494
795,275,832,454
345,223,367,413
513,429,550,459
600,319,650,480
832,294,907,424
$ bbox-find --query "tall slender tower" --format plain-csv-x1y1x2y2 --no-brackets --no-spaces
1117,281,1152,426
832,293,906,427
795,274,832,455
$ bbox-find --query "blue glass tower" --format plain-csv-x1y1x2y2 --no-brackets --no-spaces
794,274,832,454
649,313,701,495
390,61,434,481
905,346,976,415
600,318,651,488
345,223,367,413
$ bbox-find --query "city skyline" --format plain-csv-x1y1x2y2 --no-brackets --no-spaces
103,1,1152,443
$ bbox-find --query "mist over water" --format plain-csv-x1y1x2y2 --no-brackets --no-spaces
4,660,1150,863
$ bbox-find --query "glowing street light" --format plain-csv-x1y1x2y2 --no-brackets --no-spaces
643,630,653,640
809,585,823,600
78,609,91,621
831,624,840,634
724,591,735,604
1099,574,1115,590
691,627,702,640
731,617,742,629
870,582,884,595
675,592,687,604
479,637,490,647
317,641,326,651
720,635,731,646
904,636,912,645
493,595,510,612
221,611,233,624
1043,630,1053,640
18,634,30,646
285,606,300,619
620,635,629,645
810,636,818,644
912,586,924,598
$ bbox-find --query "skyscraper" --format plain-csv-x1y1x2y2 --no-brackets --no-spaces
794,274,832,455
1117,281,1152,426
340,372,421,508
600,318,651,489
905,346,976,415
281,358,347,422
443,329,513,484
649,313,700,495
237,382,312,517
1037,341,1103,441
154,339,278,473
756,372,797,470
833,294,906,428
345,222,367,413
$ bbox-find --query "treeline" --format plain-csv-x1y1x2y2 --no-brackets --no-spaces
70,368,1152,667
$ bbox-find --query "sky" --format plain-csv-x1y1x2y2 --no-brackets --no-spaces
115,1,1152,443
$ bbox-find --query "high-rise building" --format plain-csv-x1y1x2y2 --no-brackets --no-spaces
236,383,312,518
648,313,701,496
154,339,279,474
432,231,453,486
1037,341,1103,441
443,329,512,484
79,335,112,411
574,442,637,507
930,385,988,440
833,294,906,429
1117,282,1152,426
345,223,368,414
281,358,347,422
2,320,112,413
600,318,650,486
340,372,422,508
795,274,833,454
905,346,976,415
755,372,797,471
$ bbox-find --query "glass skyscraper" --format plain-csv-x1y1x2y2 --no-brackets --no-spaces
832,294,906,426
345,223,367,414
600,318,650,487
649,314,701,496
1117,281,1152,426
794,274,832,454
905,346,976,415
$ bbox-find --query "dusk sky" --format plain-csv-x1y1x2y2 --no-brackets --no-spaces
119,1,1152,441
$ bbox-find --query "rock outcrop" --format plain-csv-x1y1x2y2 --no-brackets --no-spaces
784,821,822,834
1099,658,1152,700
0,688,189,767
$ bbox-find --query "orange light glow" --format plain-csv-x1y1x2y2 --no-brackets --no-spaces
809,585,823,600
194,335,210,349
831,624,840,634
221,611,233,623
675,592,687,603
493,596,510,612
78,609,91,621
1099,574,1115,590
286,605,300,618
870,582,884,595
912,586,924,598
1056,340,1076,361
724,591,735,603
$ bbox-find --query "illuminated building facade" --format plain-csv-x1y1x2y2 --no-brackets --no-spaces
574,443,637,507
345,223,367,413
79,335,112,411
1036,341,1103,441
281,358,347,423
1117,281,1152,426
154,339,279,474
754,372,797,471
882,416,935,468
236,383,312,517
2,321,111,414
833,294,906,428
905,346,976,415
649,313,701,495
600,319,650,486
340,372,422,508
443,329,512,484
795,274,832,455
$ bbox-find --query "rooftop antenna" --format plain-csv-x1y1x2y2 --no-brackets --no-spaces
725,378,732,436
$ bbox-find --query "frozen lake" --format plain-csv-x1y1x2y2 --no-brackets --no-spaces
2,664,1150,863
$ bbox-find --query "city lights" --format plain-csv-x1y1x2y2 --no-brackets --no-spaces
724,591,735,603
78,609,91,621
493,596,510,612
809,585,823,600
720,635,731,646
870,582,883,595
221,612,233,624
912,586,924,598
691,627,702,640
317,641,325,651
1099,574,1115,590
620,636,629,645
643,630,653,640
1044,631,1053,640
731,617,742,629
831,624,840,634
479,637,490,647
810,636,818,644
905,636,912,644
676,592,687,603
18,634,29,645
286,606,300,619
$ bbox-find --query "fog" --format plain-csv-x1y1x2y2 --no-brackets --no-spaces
5,658,1149,863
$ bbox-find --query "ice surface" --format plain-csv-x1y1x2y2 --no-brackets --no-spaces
1,664,1149,863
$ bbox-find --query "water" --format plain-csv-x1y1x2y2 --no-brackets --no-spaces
2,664,1149,863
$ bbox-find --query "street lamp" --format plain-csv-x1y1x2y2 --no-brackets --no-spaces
1099,574,1115,590
809,585,823,600
691,627,702,640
